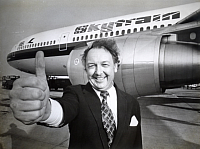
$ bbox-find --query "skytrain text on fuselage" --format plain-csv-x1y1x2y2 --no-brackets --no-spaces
74,11,180,34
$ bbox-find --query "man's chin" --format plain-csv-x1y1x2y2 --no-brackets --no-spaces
90,81,106,89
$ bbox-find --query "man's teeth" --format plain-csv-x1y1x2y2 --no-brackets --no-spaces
95,77,105,81
96,78,104,80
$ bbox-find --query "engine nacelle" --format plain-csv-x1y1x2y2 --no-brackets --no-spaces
66,34,200,97
114,34,162,97
67,46,88,85
159,42,200,89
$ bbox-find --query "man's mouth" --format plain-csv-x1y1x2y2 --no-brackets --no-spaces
93,76,106,82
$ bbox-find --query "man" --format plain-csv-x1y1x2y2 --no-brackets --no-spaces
9,39,142,149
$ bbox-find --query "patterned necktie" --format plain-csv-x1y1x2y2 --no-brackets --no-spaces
100,91,116,148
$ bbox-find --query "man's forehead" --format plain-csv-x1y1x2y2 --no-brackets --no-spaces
86,48,112,59
87,60,110,64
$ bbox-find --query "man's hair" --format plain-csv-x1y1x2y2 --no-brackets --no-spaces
82,38,120,67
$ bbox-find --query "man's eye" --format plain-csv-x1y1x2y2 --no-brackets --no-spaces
102,64,109,67
88,65,95,68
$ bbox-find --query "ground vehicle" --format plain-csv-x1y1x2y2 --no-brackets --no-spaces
2,75,20,89
188,84,199,89
47,76,71,91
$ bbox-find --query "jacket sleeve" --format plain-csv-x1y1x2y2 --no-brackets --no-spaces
56,85,81,127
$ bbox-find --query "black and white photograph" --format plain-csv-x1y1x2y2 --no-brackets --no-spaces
0,0,200,148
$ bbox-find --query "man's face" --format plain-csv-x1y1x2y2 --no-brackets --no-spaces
85,48,118,91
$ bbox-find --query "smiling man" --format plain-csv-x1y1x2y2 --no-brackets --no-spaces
82,39,118,91
9,39,142,149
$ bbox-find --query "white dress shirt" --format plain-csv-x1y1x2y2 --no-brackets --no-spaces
41,98,63,127
42,85,118,127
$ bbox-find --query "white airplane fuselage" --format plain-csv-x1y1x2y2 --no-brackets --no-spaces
7,3,200,97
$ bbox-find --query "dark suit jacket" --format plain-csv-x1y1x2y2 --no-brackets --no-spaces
57,83,142,149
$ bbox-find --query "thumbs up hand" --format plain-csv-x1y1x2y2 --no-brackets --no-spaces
9,51,51,125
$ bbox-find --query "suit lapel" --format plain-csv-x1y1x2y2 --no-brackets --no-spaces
83,83,108,148
112,86,128,148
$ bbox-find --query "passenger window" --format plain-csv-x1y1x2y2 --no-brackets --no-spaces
153,25,157,29
122,30,125,35
110,32,113,36
85,35,88,40
116,31,119,35
105,33,108,37
147,26,150,30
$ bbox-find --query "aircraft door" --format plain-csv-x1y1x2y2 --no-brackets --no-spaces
59,33,69,51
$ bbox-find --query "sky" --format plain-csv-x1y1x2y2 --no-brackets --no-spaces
0,0,199,78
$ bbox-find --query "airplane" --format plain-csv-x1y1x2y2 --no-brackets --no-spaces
7,2,200,97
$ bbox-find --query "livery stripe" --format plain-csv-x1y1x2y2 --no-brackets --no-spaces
7,44,73,62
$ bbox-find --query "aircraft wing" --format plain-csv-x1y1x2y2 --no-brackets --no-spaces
177,8,200,24
159,9,200,45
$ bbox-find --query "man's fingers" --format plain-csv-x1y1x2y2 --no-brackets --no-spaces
10,99,46,111
9,87,46,101
12,107,46,124
35,51,46,80
12,77,47,91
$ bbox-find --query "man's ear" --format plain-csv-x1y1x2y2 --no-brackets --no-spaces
82,62,87,72
84,67,87,72
114,63,118,73
114,57,121,72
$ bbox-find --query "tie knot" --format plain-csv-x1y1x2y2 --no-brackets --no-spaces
100,91,109,99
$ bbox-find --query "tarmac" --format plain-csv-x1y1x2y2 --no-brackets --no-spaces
0,83,200,149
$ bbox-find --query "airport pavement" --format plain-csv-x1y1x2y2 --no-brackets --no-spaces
0,84,200,149
140,88,200,149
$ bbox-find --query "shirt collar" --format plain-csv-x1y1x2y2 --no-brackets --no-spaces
92,85,115,98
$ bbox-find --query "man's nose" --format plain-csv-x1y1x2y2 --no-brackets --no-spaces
95,65,102,75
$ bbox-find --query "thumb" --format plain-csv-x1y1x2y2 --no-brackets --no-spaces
35,51,46,80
